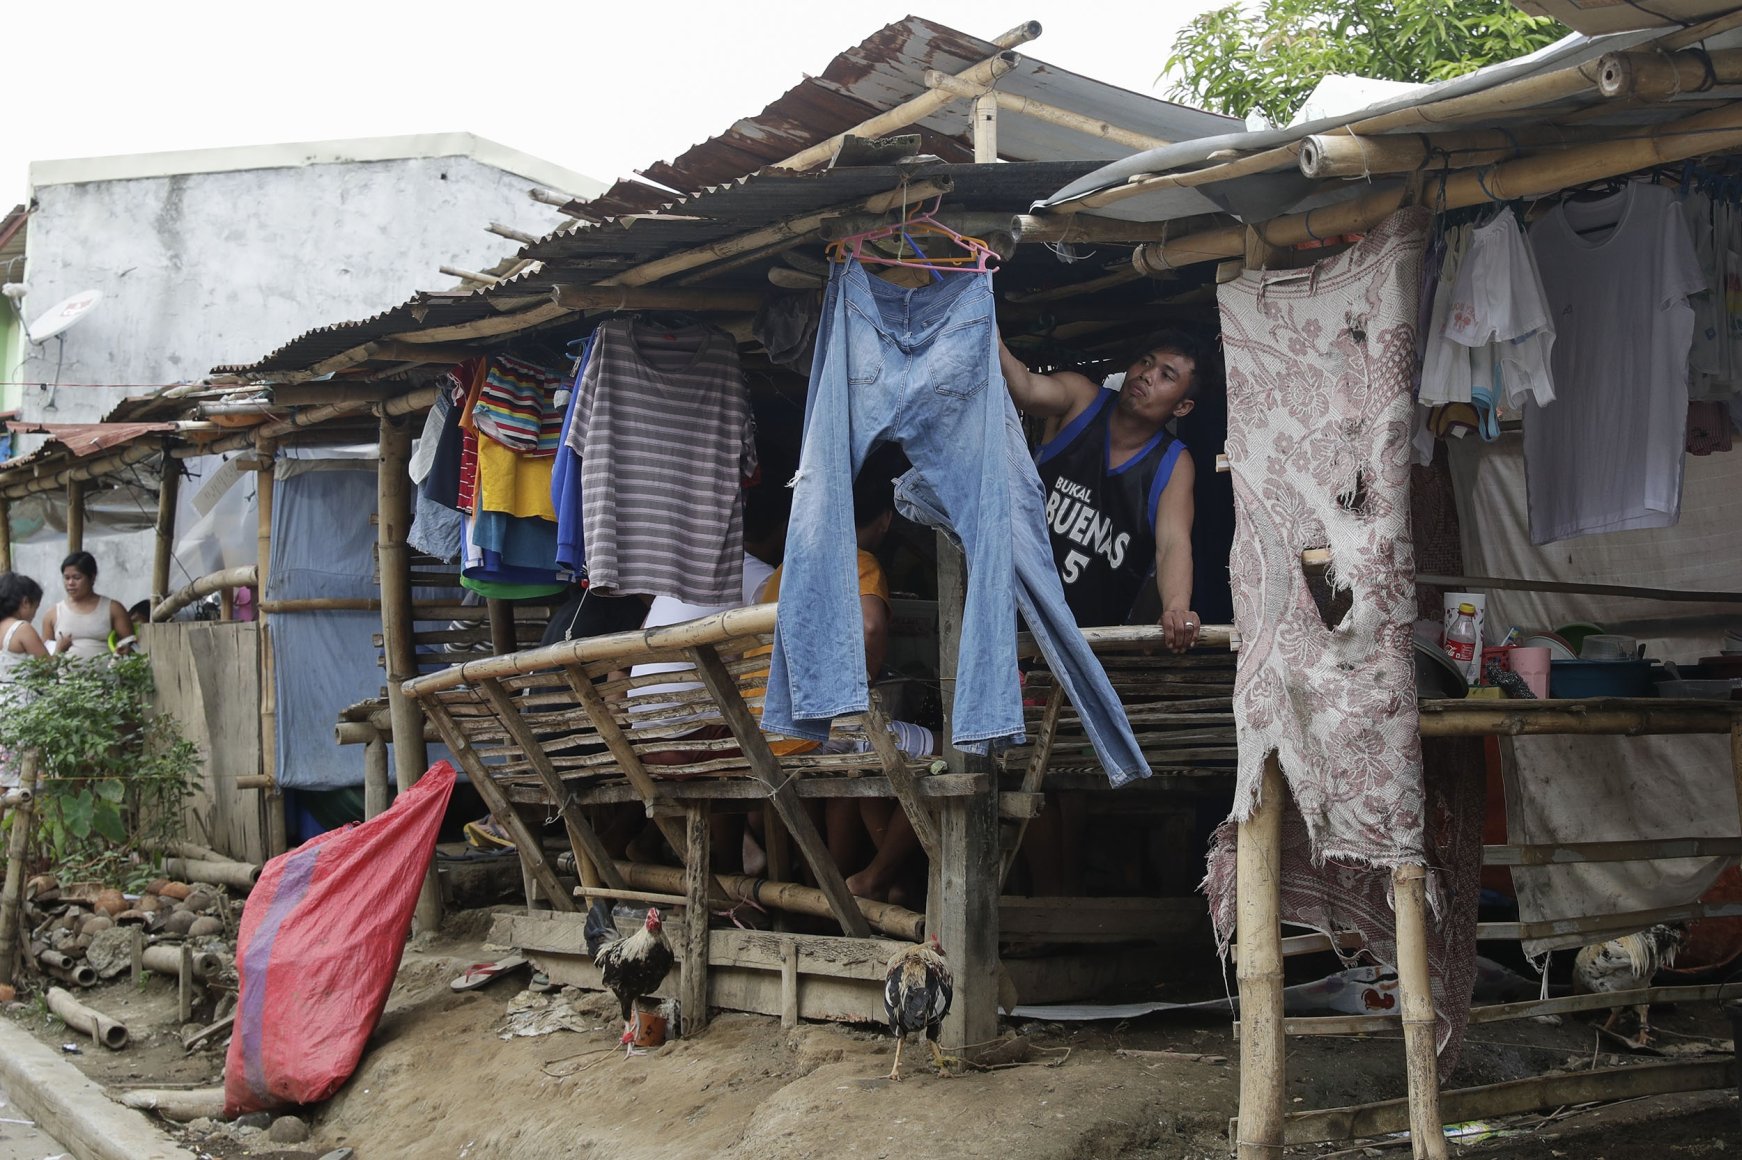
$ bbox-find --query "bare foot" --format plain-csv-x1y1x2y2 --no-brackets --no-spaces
845,869,888,901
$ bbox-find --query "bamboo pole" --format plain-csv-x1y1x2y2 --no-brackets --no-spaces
772,53,1021,173
1234,753,1286,1160
487,221,539,246
46,986,128,1049
151,566,258,623
164,856,259,892
120,1088,228,1123
65,479,85,554
363,736,390,819
1298,124,1602,180
0,752,38,986
377,414,440,931
600,180,952,289
1598,48,1742,100
608,860,925,941
926,70,1169,153
1392,864,1446,1160
551,285,764,313
439,266,498,287
259,597,380,613
1416,704,1741,738
0,439,160,499
973,90,999,162
0,496,11,572
254,437,285,860
1135,101,1742,273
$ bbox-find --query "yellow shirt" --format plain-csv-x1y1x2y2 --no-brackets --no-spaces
754,550,889,755
475,436,556,520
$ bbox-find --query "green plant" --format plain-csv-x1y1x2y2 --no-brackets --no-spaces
0,654,201,886
1166,0,1565,128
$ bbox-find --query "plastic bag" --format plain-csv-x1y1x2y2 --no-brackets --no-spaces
225,761,456,1114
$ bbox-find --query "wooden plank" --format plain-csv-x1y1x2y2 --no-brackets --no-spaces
552,771,987,805
1279,1059,1737,1146
861,690,941,863
1000,682,1065,886
1483,836,1742,865
682,804,711,1035
1275,983,1737,1037
473,679,627,893
997,896,1206,942
421,698,574,911
930,536,1000,1053
781,942,800,1029
684,646,871,938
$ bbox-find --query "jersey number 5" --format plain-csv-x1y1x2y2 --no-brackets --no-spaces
1061,550,1090,585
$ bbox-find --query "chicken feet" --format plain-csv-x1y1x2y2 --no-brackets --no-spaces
926,1037,960,1077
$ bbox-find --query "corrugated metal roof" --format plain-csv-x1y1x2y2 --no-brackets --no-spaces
237,160,1107,374
5,421,177,456
566,16,1238,220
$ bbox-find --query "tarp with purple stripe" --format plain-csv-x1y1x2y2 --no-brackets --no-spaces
224,761,456,1115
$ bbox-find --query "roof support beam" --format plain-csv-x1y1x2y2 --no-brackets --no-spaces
1133,100,1742,276
772,54,1021,173
924,70,1171,154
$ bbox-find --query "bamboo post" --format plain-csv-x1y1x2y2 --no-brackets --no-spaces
927,70,1168,153
0,751,38,986
973,90,999,163
0,496,11,572
1598,48,1742,100
363,735,390,819
1235,753,1286,1160
152,456,180,610
682,803,711,1036
931,534,1000,1053
255,439,286,859
65,479,85,554
378,414,441,932
1393,864,1447,1160
177,943,194,1023
781,941,800,1029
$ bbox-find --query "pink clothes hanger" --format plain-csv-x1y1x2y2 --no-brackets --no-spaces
827,196,1000,273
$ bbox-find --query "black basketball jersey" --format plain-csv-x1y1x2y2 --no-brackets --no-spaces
1034,391,1185,626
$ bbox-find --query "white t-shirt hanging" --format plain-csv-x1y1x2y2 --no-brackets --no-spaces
1417,223,1473,406
1525,182,1703,545
1442,211,1556,410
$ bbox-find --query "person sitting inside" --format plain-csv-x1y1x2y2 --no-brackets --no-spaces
42,552,135,659
756,457,935,902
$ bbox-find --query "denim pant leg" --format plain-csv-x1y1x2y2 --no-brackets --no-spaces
884,296,1025,752
895,424,1151,785
763,270,896,739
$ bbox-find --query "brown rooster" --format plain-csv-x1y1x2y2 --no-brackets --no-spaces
883,935,955,1080
585,900,675,1057
1572,923,1685,1047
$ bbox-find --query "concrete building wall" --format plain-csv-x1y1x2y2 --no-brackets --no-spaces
8,141,597,608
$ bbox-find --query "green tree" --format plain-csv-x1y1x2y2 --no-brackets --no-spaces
0,654,200,887
1167,0,1566,127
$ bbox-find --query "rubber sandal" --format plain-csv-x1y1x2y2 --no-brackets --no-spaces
527,969,557,993
450,954,528,991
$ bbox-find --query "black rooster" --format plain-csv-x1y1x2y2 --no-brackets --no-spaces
584,899,675,1057
883,935,955,1080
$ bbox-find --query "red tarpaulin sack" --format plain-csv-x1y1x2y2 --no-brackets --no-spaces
225,761,457,1115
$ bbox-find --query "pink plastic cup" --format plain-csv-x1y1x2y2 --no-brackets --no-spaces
1508,647,1551,699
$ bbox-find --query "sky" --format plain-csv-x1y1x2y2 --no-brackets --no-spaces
2,0,1231,204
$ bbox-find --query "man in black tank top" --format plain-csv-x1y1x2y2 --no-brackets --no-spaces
1000,329,1209,650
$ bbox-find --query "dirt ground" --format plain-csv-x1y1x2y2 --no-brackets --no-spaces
3,907,1738,1160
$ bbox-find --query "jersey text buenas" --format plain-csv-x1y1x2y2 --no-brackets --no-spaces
1045,480,1129,576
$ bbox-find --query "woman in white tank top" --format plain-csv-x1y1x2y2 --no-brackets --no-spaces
41,552,134,661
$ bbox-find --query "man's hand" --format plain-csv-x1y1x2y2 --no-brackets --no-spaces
1158,609,1199,653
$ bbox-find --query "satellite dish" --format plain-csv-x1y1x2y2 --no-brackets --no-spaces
26,289,103,344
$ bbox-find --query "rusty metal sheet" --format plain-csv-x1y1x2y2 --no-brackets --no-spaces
6,421,177,457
